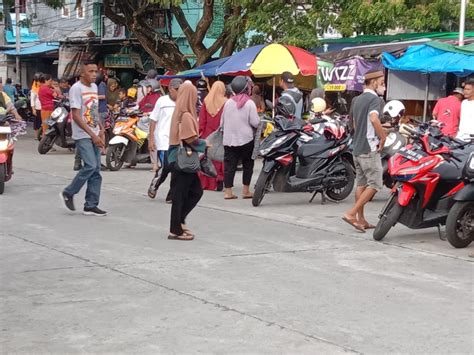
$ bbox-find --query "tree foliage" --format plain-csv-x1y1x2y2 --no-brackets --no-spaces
6,0,473,71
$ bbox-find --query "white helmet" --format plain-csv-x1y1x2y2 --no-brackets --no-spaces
311,97,327,113
383,100,405,118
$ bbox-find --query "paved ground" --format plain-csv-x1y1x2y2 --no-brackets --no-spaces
1,131,473,354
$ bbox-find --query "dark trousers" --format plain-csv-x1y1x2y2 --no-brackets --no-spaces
151,150,173,201
224,140,255,188
169,164,203,235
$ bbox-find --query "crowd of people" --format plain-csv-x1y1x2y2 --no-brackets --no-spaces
2,62,473,241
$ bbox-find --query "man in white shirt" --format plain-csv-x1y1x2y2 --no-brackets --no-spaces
147,78,182,200
457,79,474,141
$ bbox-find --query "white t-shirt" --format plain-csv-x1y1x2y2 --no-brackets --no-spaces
149,95,175,151
69,81,100,140
457,99,474,141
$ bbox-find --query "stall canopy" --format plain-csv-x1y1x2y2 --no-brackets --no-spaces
157,56,230,79
2,42,59,56
382,41,474,76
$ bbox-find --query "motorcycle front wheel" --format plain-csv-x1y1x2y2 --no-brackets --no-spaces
446,202,474,248
106,144,125,171
252,168,275,207
0,163,5,194
38,133,56,154
326,160,355,201
373,195,403,241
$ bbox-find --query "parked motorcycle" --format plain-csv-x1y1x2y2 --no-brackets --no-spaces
0,110,26,194
445,151,474,248
373,122,474,241
252,106,355,207
38,98,74,154
105,109,150,171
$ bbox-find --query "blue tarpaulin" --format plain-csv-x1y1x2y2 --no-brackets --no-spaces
382,42,474,76
157,56,230,79
2,43,59,56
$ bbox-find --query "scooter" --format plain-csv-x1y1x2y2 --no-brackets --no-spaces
252,112,355,207
38,98,74,154
0,111,26,194
445,151,474,248
105,109,150,171
373,123,474,241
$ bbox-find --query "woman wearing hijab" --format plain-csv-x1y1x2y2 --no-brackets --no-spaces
221,76,260,200
251,84,265,113
198,81,227,191
106,78,120,109
167,82,207,241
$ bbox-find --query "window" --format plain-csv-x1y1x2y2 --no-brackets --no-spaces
76,5,85,19
61,5,70,18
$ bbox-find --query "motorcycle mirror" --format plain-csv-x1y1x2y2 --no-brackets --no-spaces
265,99,274,110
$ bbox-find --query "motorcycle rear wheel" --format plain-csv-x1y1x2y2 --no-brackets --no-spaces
326,161,355,201
106,144,125,171
38,133,56,154
373,196,403,241
252,169,275,207
0,163,5,194
446,202,474,248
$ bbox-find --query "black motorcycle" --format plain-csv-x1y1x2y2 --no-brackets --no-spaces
252,114,355,207
446,151,474,248
38,98,74,154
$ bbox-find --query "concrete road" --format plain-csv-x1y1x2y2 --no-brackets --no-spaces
1,133,473,354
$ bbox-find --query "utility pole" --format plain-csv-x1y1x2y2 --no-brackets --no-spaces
459,0,466,47
15,0,21,85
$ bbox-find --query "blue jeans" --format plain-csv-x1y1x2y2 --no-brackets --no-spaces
64,138,102,209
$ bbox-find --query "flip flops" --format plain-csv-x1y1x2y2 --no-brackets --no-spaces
242,194,253,199
224,195,238,200
168,232,194,241
342,215,366,233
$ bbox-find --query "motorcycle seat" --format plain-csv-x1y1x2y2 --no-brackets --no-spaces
297,138,336,158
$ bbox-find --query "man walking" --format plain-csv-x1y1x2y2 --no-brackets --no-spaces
432,88,464,137
279,71,303,119
457,79,474,141
60,62,107,216
343,70,386,232
147,78,182,201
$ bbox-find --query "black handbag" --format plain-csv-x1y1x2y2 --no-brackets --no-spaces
200,150,217,177
175,143,201,173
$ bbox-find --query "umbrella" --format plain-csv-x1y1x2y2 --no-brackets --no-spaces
216,43,318,115
216,43,317,77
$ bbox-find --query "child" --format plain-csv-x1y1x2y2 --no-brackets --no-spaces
117,88,129,112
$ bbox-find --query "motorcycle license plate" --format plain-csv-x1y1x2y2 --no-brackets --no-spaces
399,147,423,162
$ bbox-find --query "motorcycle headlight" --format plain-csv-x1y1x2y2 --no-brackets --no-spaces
56,115,65,123
50,107,63,121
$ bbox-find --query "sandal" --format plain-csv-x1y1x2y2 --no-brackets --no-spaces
242,194,253,199
224,195,238,200
342,215,366,233
168,232,194,241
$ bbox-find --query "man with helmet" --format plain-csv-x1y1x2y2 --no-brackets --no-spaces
137,69,158,104
138,79,161,114
279,71,303,119
343,69,387,232
432,88,464,137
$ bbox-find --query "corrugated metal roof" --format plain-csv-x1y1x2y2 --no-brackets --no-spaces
1,43,59,56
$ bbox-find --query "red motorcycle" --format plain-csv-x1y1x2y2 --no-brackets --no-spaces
0,111,25,194
374,123,474,241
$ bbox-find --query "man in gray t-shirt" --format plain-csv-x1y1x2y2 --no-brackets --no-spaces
343,70,386,232
60,62,107,217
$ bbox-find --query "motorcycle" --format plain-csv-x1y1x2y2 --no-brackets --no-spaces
252,113,355,207
0,110,26,194
105,109,151,171
38,98,74,154
373,122,474,241
445,151,474,248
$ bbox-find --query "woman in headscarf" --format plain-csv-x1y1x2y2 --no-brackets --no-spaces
106,78,120,109
167,82,207,241
198,80,227,191
251,84,265,113
221,76,260,200
30,73,43,139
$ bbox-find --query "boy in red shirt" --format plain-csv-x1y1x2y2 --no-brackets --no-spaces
432,88,464,136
